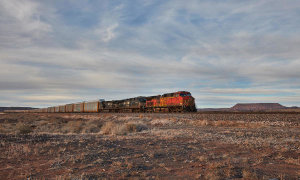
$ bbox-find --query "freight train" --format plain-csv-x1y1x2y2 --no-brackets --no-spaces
23,91,197,113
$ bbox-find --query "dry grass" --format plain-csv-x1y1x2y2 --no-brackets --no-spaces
100,122,116,135
0,113,299,179
83,119,103,133
284,158,300,165
0,124,6,133
0,115,106,134
204,170,221,180
242,169,258,179
62,121,84,134
192,119,266,128
16,123,33,135
150,118,172,126
101,121,148,135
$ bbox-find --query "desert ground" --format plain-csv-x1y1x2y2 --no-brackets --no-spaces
0,112,299,179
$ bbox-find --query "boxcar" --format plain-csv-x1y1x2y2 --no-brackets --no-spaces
59,105,66,113
50,107,55,113
74,102,84,112
66,104,74,113
84,101,99,112
55,106,59,113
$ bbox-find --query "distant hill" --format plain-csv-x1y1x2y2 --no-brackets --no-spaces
230,103,286,111
0,107,36,112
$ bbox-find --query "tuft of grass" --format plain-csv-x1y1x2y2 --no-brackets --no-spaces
242,169,258,179
83,120,103,133
125,122,148,133
17,123,33,135
101,121,148,135
150,119,172,126
101,122,116,135
193,119,265,128
0,124,6,133
65,121,84,133
205,171,220,180
197,119,209,126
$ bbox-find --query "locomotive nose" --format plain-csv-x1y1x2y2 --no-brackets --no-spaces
185,96,195,104
182,96,192,104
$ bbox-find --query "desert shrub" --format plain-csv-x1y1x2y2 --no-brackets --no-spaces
196,120,210,126
242,169,258,179
83,120,103,133
0,125,7,133
205,171,220,180
61,121,85,134
150,119,172,126
101,122,116,135
101,122,148,135
17,123,33,135
125,122,148,133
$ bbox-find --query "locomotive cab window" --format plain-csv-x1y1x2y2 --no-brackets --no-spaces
180,93,191,97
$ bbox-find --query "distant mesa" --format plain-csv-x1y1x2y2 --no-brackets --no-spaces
197,103,299,112
230,103,286,111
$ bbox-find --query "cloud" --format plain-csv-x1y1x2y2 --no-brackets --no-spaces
94,23,118,42
0,0,52,47
0,0,300,108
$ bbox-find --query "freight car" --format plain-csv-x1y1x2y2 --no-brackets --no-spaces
27,91,197,113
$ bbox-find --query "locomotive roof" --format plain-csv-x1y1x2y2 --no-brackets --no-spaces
176,91,191,94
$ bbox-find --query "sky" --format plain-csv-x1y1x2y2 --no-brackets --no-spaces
0,0,300,108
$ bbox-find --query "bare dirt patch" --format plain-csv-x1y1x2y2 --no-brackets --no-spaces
0,112,299,179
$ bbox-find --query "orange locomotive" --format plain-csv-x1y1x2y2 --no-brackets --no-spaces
145,91,196,112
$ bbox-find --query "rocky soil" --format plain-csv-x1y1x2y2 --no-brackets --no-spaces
0,112,299,179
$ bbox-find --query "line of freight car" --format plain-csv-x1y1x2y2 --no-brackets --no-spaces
27,91,197,113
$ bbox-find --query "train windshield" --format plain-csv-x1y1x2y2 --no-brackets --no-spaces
180,93,191,97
